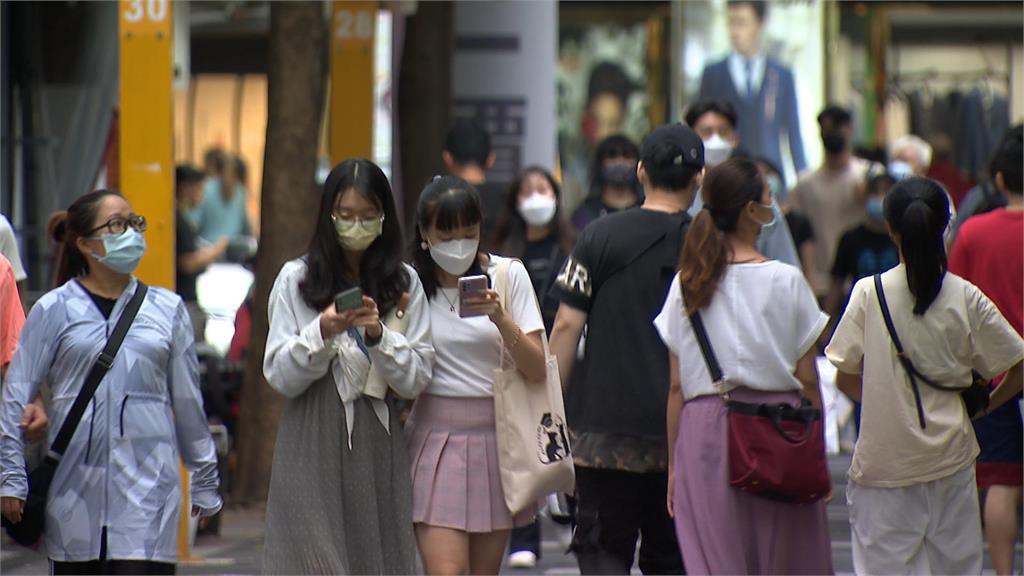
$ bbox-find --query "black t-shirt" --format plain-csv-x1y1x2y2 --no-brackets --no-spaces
522,235,564,332
176,209,200,303
786,211,815,249
78,281,118,319
550,208,690,443
831,224,899,283
477,180,510,244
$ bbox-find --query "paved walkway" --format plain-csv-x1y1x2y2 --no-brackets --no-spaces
3,454,1019,574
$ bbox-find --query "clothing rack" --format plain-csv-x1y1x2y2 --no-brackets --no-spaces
890,68,1009,86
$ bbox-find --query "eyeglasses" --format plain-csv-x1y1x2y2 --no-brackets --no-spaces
331,213,384,229
87,214,147,237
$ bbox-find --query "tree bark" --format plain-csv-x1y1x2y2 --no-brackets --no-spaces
232,1,326,504
397,1,453,227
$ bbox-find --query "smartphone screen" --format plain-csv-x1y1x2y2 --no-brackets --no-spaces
334,287,364,312
458,275,489,318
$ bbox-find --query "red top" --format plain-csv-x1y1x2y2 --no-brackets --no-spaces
949,208,1024,336
0,255,24,368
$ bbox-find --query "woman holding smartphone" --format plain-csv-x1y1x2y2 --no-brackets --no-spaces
262,159,434,574
408,175,547,575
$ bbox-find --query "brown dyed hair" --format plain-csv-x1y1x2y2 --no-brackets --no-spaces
678,157,763,311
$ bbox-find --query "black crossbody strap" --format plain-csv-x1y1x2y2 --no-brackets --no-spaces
873,274,933,429
689,310,724,385
47,282,148,460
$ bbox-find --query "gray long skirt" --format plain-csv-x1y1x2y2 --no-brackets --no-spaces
262,376,418,575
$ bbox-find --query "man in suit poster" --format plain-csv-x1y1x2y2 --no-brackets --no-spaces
698,0,807,185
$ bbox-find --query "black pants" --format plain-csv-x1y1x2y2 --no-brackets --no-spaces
571,466,684,575
51,560,175,575
509,521,541,556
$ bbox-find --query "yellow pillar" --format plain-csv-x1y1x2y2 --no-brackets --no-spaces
119,0,175,289
329,1,376,165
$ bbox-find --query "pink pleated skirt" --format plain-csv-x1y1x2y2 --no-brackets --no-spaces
405,394,535,533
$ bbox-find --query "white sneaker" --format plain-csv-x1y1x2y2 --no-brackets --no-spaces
508,550,537,569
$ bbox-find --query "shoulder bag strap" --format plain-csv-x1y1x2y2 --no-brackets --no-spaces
688,310,726,394
47,282,149,461
873,274,935,429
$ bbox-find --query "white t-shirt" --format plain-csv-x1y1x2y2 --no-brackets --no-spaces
654,261,828,400
427,255,545,397
0,215,26,282
826,265,1024,488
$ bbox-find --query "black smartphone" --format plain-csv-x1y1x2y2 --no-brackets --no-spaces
334,287,364,312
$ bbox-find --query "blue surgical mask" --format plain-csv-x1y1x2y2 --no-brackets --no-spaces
89,228,146,274
866,197,885,221
888,161,914,180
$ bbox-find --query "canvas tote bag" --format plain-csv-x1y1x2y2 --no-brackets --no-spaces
492,258,575,514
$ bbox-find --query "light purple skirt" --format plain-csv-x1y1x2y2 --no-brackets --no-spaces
405,394,535,533
673,388,834,575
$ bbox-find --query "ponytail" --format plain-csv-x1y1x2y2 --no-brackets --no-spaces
884,177,949,315
677,157,763,312
899,200,946,315
678,208,729,311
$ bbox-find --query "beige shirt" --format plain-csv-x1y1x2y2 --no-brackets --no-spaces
826,265,1024,488
790,158,869,295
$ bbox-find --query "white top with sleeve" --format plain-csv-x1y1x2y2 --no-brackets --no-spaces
263,259,434,447
826,265,1023,487
655,261,828,400
426,255,545,397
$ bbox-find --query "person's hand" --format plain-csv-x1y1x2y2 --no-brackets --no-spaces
319,304,359,341
667,470,675,518
460,290,505,324
20,401,48,444
351,297,382,341
213,237,230,256
1,497,24,524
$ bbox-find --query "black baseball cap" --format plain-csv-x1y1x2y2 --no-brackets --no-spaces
640,123,704,169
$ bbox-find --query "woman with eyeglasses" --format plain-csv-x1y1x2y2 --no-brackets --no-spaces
262,159,434,574
0,190,221,574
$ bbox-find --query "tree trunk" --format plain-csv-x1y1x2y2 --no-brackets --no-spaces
232,1,326,505
397,1,453,227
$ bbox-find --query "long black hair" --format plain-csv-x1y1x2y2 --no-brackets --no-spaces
51,190,123,286
411,175,487,299
490,166,575,257
298,158,408,315
884,176,950,315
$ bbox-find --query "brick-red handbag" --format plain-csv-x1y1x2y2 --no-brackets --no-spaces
689,310,830,504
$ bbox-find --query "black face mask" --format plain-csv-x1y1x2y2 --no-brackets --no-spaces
602,163,636,188
822,133,847,154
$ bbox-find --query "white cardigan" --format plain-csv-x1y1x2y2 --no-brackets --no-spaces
263,259,434,447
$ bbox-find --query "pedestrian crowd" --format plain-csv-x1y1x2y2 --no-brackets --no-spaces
0,102,1022,576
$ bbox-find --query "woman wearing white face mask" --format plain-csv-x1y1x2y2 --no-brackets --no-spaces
0,191,221,574
409,175,548,576
262,159,433,574
491,166,575,331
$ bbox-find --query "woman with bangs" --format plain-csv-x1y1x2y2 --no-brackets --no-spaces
262,159,434,574
407,176,548,575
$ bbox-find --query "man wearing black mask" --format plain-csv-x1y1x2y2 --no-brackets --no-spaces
789,105,868,298
571,135,643,232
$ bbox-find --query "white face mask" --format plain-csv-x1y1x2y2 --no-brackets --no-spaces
702,134,734,167
428,238,479,276
888,161,914,180
518,194,557,227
